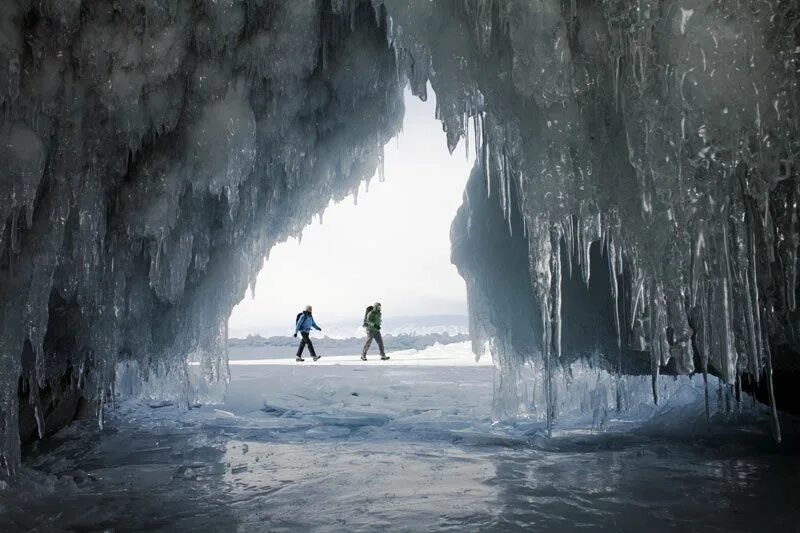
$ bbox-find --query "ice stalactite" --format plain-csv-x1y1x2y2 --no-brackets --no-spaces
453,157,758,431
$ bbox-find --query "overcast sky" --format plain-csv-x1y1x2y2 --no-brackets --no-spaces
228,89,474,338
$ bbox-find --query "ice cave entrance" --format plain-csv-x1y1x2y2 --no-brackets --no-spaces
229,88,473,342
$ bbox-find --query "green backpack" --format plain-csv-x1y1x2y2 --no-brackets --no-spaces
362,306,374,328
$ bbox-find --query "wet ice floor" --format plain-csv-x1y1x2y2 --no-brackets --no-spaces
2,347,800,532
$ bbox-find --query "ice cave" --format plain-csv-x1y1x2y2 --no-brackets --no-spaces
1,0,800,530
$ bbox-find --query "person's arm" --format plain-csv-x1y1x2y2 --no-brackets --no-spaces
294,315,302,336
366,312,377,330
312,318,322,331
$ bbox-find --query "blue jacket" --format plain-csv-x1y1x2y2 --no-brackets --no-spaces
295,312,322,334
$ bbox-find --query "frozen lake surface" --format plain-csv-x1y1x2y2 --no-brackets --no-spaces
2,343,799,532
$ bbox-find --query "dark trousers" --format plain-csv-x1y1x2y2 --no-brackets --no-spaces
297,331,317,357
362,329,385,357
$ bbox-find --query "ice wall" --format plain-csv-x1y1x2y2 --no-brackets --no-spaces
0,0,403,475
376,0,797,437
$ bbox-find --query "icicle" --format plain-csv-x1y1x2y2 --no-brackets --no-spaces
736,373,743,414
690,224,705,306
630,271,645,330
97,390,105,430
34,404,44,440
608,234,622,349
749,216,765,382
507,195,514,237
529,220,556,436
499,153,508,222
596,212,604,251
505,154,513,235
473,112,482,163
551,226,562,367
576,218,585,284
542,296,554,437
464,111,470,161
702,368,711,425
249,277,257,300
561,217,574,279
484,144,491,198
377,145,385,182
762,309,782,443
699,282,711,420
648,282,660,405
719,224,738,383
581,234,591,286
743,267,760,380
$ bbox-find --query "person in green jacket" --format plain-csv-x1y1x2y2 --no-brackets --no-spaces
362,302,389,361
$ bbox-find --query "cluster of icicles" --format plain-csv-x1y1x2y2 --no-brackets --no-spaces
437,94,786,441
475,132,785,442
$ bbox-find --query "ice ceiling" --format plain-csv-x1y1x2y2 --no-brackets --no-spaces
0,0,798,474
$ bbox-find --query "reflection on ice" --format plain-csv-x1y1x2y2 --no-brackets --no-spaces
1,346,798,531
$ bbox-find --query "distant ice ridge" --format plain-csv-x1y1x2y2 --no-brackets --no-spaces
321,324,467,340
230,315,469,340
320,316,470,339
228,340,488,366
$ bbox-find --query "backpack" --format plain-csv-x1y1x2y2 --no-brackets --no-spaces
295,311,305,326
362,306,374,328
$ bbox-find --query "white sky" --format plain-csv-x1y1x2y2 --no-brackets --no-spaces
228,89,474,338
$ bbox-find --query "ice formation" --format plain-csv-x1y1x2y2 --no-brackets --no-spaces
0,0,402,475
428,0,799,439
1,0,798,474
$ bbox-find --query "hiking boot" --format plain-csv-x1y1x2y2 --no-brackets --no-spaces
380,355,390,361
312,355,321,362
296,356,305,362
360,355,367,361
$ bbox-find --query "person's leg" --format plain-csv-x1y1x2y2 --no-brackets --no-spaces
297,334,307,357
375,331,387,358
362,330,374,358
303,332,318,358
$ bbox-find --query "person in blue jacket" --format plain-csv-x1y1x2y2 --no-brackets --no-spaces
294,305,322,362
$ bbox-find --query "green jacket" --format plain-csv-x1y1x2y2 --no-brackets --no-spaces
365,309,382,331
